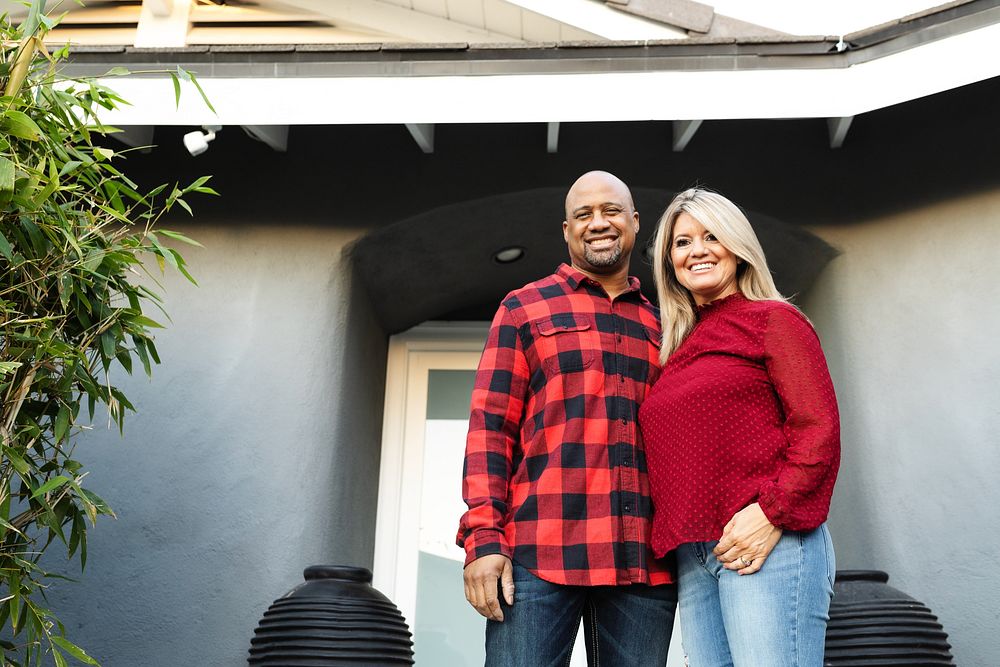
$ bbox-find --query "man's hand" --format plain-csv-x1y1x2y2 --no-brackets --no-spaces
463,554,514,621
713,502,782,575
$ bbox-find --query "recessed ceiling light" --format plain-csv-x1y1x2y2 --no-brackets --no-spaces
493,246,525,264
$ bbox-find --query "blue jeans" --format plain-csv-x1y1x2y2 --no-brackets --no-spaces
485,563,677,667
676,524,835,667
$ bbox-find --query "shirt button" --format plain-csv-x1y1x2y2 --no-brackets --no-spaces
622,459,631,467
623,503,632,513
620,417,627,424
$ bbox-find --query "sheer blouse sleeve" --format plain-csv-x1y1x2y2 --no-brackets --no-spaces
757,305,841,531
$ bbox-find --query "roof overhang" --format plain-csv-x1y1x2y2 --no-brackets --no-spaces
59,0,1000,125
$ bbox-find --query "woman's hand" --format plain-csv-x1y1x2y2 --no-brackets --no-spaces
713,503,782,575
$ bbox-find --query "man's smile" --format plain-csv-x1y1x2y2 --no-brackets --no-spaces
586,235,619,251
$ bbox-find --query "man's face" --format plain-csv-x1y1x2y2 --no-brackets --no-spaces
563,175,639,274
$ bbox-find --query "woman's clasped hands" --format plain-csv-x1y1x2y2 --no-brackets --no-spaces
712,502,783,575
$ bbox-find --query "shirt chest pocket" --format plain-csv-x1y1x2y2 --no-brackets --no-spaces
535,316,597,374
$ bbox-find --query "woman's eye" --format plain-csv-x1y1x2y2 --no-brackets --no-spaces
674,238,690,247
705,233,717,242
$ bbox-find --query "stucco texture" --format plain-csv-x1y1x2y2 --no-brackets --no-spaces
803,187,1000,667
42,225,387,666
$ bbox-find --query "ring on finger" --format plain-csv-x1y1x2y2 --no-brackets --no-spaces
740,555,753,567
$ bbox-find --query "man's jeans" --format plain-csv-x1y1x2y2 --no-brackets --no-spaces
676,523,836,667
485,562,677,667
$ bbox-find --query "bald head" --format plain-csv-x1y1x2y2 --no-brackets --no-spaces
564,171,635,219
562,170,640,279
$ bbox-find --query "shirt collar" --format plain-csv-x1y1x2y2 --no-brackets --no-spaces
556,263,644,297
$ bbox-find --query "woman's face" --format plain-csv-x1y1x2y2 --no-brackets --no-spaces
670,212,740,306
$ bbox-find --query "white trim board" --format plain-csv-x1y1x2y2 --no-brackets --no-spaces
372,321,488,628
91,21,1000,126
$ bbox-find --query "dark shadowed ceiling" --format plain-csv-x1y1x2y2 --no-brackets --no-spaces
351,187,837,333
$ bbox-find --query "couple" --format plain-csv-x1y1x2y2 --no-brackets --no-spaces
457,171,841,667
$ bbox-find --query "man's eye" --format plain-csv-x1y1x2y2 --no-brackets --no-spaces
605,208,621,215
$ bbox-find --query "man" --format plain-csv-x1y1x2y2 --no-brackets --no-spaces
457,171,676,666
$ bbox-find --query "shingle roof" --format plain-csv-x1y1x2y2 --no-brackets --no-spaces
59,0,994,79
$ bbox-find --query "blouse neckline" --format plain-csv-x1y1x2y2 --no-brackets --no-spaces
695,291,746,318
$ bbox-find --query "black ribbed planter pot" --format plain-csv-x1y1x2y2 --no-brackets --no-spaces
248,565,414,666
825,570,955,666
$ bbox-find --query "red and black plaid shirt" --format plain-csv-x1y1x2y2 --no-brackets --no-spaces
457,264,673,586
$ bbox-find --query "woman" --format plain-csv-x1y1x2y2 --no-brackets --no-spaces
638,188,840,667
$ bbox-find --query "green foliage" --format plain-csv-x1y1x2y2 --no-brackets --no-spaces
0,3,214,664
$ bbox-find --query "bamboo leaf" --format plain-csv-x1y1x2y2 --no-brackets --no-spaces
132,336,152,376
3,447,31,475
146,338,161,364
116,350,133,375
31,476,72,499
51,636,100,665
58,160,82,177
176,261,198,286
100,332,115,360
130,314,165,329
53,649,68,667
54,404,70,442
0,230,13,261
1,110,43,141
0,361,23,375
169,72,181,109
179,67,217,114
19,0,45,38
157,229,203,247
9,574,20,630
0,155,15,203
174,197,193,216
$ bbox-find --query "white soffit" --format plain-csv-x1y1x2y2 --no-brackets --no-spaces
92,21,1000,126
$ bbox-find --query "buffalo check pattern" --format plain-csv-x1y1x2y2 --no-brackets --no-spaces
457,264,674,586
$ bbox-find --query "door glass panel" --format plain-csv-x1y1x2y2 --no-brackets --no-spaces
410,369,679,666
413,370,483,664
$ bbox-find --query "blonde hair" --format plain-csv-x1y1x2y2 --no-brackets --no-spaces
651,188,787,362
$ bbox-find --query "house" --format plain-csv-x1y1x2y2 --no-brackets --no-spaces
7,0,997,665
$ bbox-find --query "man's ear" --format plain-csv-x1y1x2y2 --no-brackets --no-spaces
633,211,640,234
562,220,569,243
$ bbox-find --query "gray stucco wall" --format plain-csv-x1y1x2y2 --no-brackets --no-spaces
43,224,388,666
802,188,1000,667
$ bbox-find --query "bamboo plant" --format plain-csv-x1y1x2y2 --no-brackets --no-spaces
1,2,215,664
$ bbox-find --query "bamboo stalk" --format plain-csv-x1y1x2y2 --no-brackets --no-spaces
3,36,37,98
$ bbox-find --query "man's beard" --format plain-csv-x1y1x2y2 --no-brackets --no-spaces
584,242,623,268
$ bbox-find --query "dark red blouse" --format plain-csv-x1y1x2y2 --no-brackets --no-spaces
639,292,840,558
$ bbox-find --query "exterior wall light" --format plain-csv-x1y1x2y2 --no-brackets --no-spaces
183,125,222,156
493,246,525,264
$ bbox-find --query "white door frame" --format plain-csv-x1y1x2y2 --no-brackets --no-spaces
373,321,489,629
